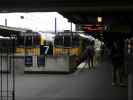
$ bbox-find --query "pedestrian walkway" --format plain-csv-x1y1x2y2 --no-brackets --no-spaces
1,59,128,100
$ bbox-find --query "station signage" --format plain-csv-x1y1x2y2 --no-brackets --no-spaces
82,24,105,32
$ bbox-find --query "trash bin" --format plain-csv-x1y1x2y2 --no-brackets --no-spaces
25,56,33,66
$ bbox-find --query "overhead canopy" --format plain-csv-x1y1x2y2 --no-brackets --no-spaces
0,0,132,25
0,0,133,12
0,25,26,37
0,0,133,40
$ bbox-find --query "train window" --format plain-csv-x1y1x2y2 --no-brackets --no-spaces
64,35,71,47
25,36,32,47
72,36,80,47
54,36,63,47
0,39,14,53
25,56,33,66
17,36,24,46
33,35,41,46
1,39,12,48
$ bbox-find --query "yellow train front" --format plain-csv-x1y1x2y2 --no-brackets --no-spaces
15,32,46,73
53,32,81,56
53,32,81,72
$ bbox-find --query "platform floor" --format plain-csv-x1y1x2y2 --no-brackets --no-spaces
14,59,127,100
0,57,128,100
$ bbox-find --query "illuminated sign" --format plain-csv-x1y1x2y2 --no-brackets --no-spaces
82,24,105,32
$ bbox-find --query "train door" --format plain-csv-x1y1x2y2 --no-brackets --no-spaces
0,35,16,100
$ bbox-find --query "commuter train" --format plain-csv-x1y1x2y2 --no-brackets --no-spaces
16,32,42,55
14,31,93,72
15,31,82,57
53,31,96,57
53,32,81,56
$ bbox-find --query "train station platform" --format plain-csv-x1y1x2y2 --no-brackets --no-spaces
12,58,127,100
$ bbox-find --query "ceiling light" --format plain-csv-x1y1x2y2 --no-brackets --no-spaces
97,16,102,23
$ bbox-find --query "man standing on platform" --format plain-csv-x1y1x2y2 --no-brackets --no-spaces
111,40,125,86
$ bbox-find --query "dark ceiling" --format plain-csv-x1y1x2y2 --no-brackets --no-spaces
0,0,133,43
0,0,133,24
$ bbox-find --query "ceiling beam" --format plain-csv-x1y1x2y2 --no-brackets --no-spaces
1,5,133,13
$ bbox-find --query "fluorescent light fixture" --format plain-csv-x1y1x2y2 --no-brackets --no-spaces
97,16,102,23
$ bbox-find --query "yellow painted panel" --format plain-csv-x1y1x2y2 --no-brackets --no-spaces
53,48,63,56
16,48,25,54
53,47,80,56
16,47,40,55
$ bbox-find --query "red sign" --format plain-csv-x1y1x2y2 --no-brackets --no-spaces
83,24,105,32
